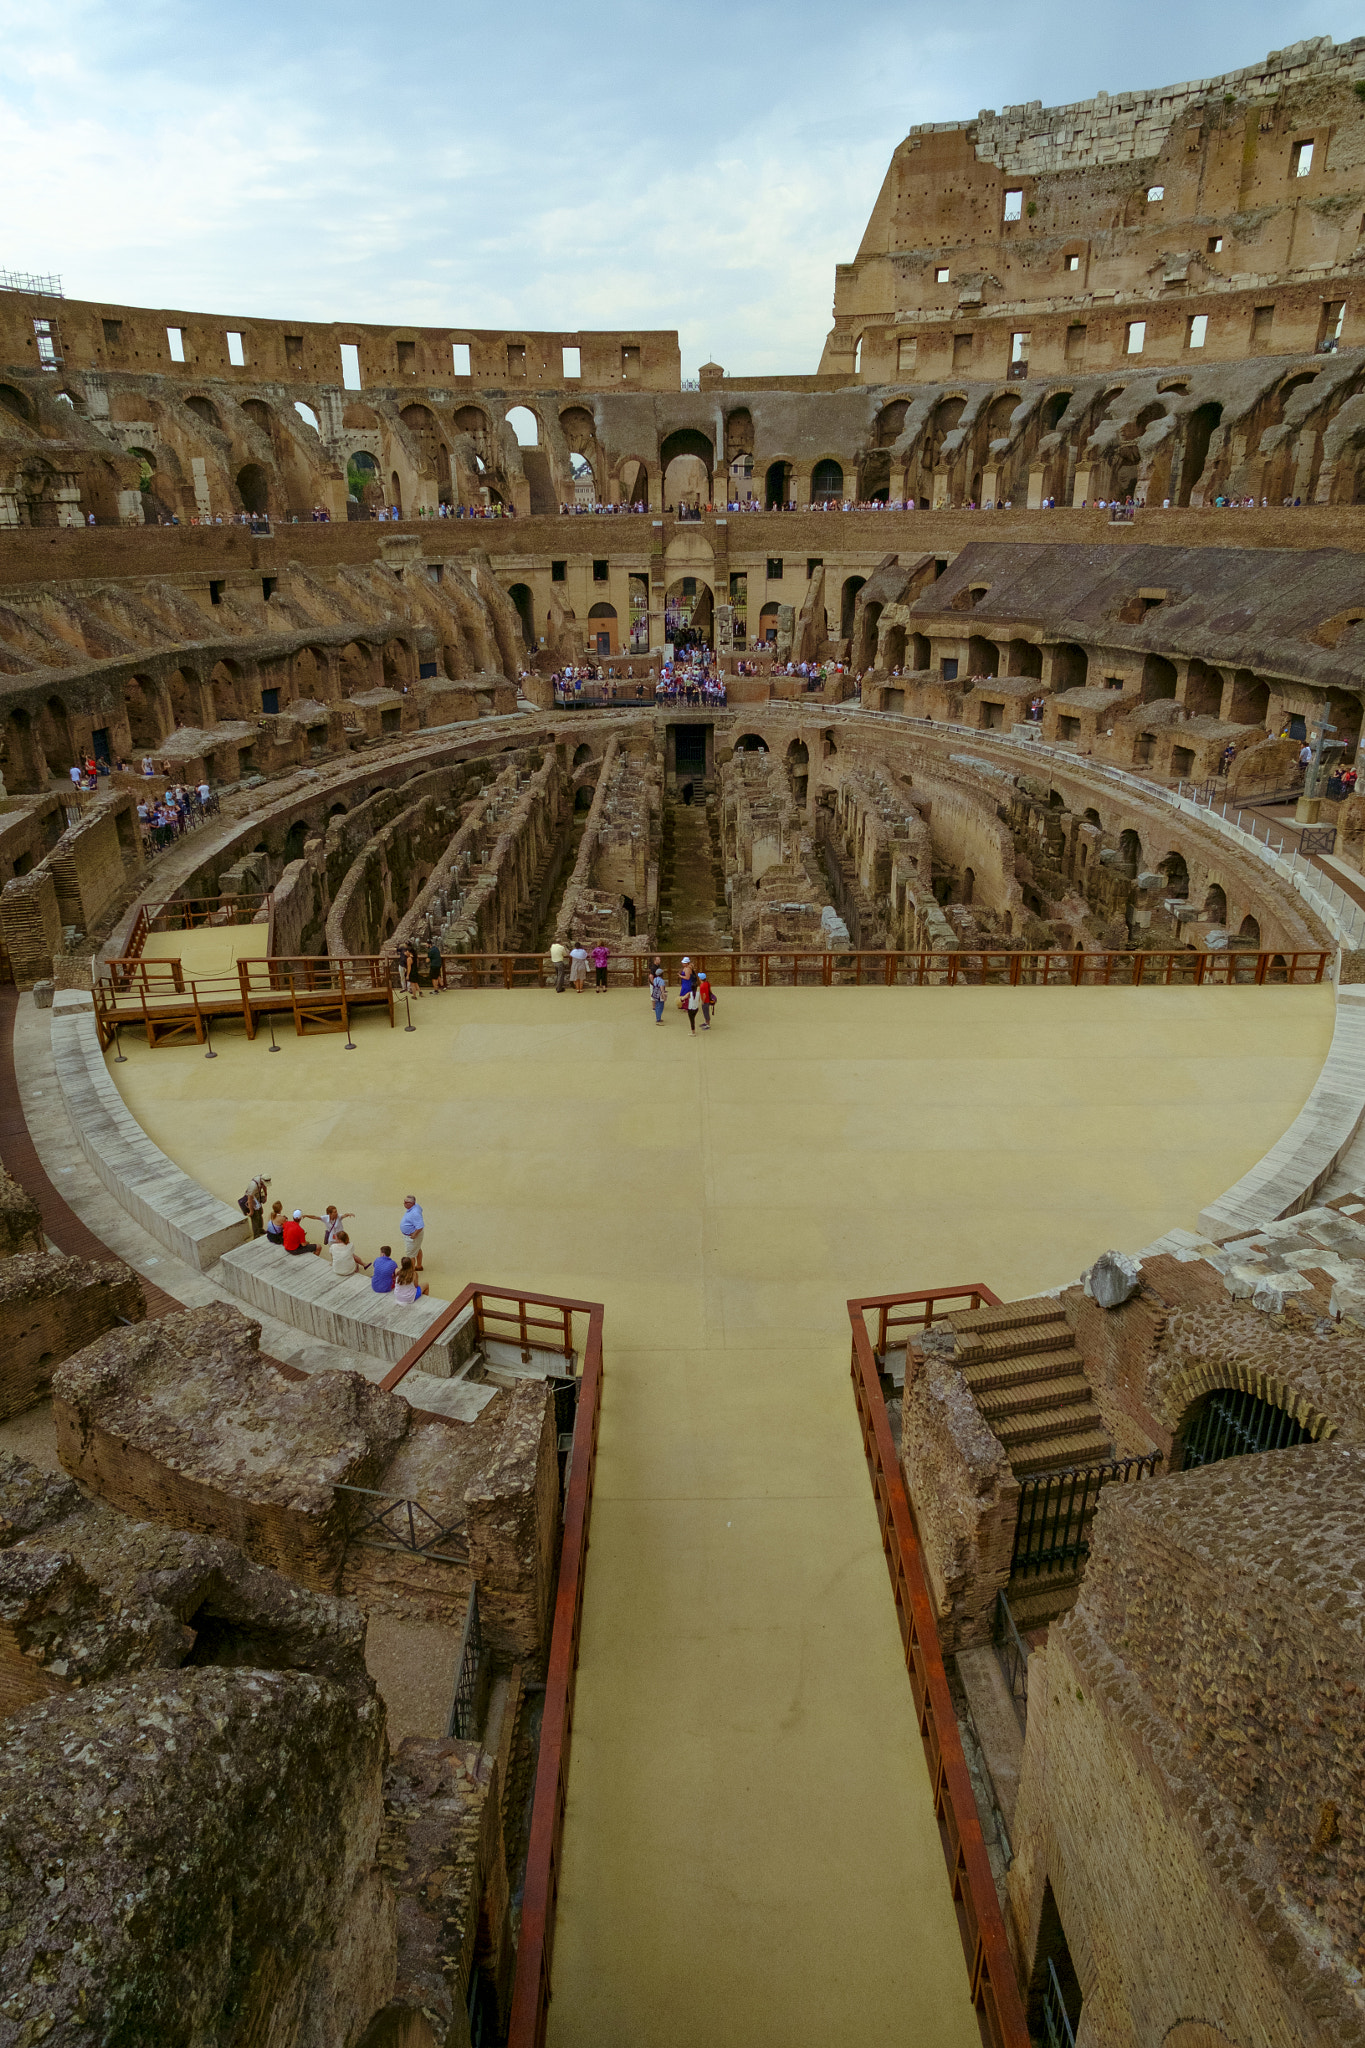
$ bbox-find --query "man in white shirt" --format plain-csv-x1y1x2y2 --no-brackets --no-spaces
329,1232,368,1277
550,939,568,993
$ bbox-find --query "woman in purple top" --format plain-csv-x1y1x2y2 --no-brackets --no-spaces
591,941,610,993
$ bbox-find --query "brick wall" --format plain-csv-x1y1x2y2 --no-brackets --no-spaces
900,1355,1019,1651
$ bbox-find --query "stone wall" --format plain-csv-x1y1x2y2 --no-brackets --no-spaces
0,1249,145,1423
556,729,663,948
0,1165,44,1259
1006,1442,1364,2048
900,1354,1020,1653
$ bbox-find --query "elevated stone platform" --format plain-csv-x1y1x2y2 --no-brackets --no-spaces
217,1234,473,1377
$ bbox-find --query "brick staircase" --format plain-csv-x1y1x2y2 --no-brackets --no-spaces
946,1299,1112,1479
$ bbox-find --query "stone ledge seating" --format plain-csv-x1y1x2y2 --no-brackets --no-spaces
217,1234,475,1376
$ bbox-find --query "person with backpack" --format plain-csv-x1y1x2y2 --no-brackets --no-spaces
698,969,716,1030
239,1174,270,1237
685,977,702,1033
650,964,667,1025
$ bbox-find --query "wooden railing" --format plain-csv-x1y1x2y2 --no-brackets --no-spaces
848,1285,1030,2048
378,1283,606,2048
437,947,1331,991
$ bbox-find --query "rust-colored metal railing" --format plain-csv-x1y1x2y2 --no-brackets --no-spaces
436,946,1330,991
848,1284,1029,2048
378,1282,605,2048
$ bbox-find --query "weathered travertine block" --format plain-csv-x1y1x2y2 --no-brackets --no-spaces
1007,1443,1365,2048
465,1379,560,1663
52,1303,409,1592
0,1250,145,1422
375,1735,513,2042
900,1355,1019,1651
0,1665,394,2046
0,1448,369,1719
0,1165,43,1259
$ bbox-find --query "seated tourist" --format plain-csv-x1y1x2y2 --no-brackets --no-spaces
328,1231,369,1277
372,1244,398,1293
264,1201,286,1244
392,1257,428,1304
282,1209,320,1256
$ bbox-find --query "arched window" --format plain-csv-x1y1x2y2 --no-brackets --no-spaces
1179,1386,1312,1469
811,459,844,503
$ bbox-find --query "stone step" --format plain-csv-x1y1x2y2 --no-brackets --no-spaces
1009,1427,1115,1478
960,1345,1088,1395
955,1322,1072,1367
947,1299,1067,1340
993,1401,1107,1451
976,1372,1093,1421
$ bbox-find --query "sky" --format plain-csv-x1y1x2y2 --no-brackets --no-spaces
3,0,1364,376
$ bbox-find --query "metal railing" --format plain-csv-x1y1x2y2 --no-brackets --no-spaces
448,1582,488,1740
335,1482,471,1563
993,1591,1030,1730
436,947,1330,991
1044,1956,1079,2048
848,1286,1028,2048
1010,1452,1162,1580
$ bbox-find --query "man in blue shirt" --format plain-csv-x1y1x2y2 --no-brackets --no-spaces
372,1244,398,1293
400,1196,425,1274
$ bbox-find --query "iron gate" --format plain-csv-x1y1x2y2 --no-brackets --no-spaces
1180,1386,1311,1469
1011,1452,1162,1578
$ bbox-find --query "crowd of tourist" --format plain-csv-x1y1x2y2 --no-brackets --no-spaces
135,780,218,851
244,1180,431,1299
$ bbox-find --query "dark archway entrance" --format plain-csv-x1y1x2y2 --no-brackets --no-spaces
1178,1387,1313,1469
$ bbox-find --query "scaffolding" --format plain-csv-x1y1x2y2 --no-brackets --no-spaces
0,271,64,297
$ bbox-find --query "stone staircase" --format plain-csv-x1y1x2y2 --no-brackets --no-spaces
947,1299,1112,1479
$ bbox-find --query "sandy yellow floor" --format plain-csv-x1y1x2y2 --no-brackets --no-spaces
140,925,268,976
109,983,1333,2047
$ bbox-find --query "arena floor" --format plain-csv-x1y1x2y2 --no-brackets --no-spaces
110,982,1334,2048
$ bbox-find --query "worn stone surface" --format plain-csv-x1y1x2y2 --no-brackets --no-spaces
0,1249,144,1423
900,1355,1019,1653
0,1664,394,2047
0,1166,43,1261
375,1735,513,2044
52,1302,410,1591
1085,1248,1143,1309
1007,1443,1365,2048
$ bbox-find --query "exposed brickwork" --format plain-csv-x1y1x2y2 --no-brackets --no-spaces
0,1249,144,1422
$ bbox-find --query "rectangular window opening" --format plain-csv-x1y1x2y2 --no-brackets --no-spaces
941,656,960,681
452,342,471,376
340,343,362,390
952,332,973,369
807,558,823,578
167,326,186,363
1011,330,1030,362
1003,189,1023,221
897,337,918,373
551,559,567,583
1208,235,1223,254
507,343,527,380
1126,321,1146,355
397,340,416,373
935,266,950,283
563,344,581,379
1251,304,1275,343
285,334,304,366
766,558,783,580
1065,253,1080,271
621,345,639,379
262,577,277,602
1187,313,1208,349
209,580,225,606
226,330,245,367
32,318,57,368
102,318,122,347
1146,185,1164,202
1295,139,1314,177
592,559,608,582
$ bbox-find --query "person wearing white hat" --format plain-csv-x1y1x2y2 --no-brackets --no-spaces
282,1208,321,1256
678,957,695,1010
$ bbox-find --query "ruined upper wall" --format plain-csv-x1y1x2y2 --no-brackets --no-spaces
0,294,681,397
824,36,1365,382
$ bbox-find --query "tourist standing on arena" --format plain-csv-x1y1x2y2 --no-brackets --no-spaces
592,939,610,992
569,940,588,991
698,969,716,1030
650,965,666,1024
400,1195,425,1274
685,979,702,1033
240,1174,270,1238
550,938,569,992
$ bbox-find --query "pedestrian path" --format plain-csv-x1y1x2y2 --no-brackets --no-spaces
103,983,1335,2045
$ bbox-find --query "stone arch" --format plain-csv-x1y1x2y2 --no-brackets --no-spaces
1203,881,1227,921
1142,653,1177,703
166,667,197,727
1117,828,1143,875
911,632,930,670
400,402,444,472
236,463,270,515
723,409,754,460
874,401,909,448
1161,850,1189,898
587,601,617,655
0,382,36,428
882,623,907,670
811,458,844,503
208,658,245,721
661,427,714,509
381,642,409,688
1237,913,1260,948
734,733,769,753
967,636,999,678
841,576,866,640
765,460,794,509
508,583,535,649
1007,639,1043,679
1185,659,1223,719
1179,401,1223,504
1052,642,1088,691
41,694,74,776
1168,1369,1333,1467
123,676,162,750
185,395,222,431
3,707,44,792
241,398,273,438
1041,390,1072,433
572,743,593,769
339,642,373,694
